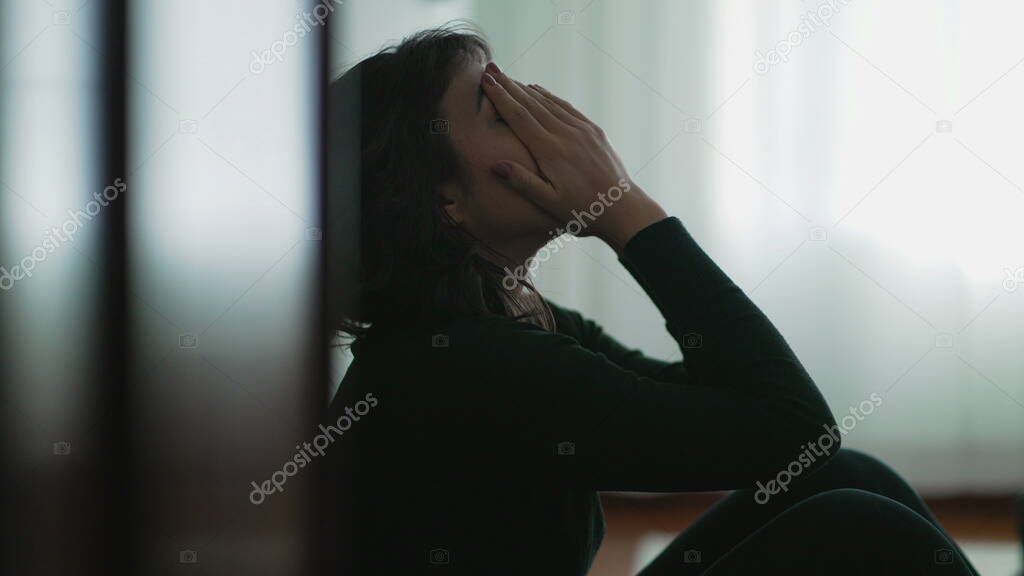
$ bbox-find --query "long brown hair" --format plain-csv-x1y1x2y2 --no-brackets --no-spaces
328,24,554,339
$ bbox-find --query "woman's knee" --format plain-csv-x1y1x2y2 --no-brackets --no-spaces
705,489,973,574
812,447,912,493
787,489,943,548
798,486,901,515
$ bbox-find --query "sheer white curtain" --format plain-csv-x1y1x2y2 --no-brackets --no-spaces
338,0,1024,493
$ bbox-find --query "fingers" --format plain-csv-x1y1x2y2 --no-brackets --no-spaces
531,84,593,125
520,82,584,128
485,63,561,130
490,160,558,206
481,71,552,151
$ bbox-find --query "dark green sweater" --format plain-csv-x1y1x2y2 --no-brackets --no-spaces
329,216,838,575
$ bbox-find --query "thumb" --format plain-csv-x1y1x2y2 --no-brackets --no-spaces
491,161,557,205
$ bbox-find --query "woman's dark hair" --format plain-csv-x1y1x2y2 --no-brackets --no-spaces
328,24,554,339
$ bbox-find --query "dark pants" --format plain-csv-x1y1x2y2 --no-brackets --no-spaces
636,448,980,575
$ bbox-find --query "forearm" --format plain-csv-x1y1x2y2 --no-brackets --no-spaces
617,216,835,426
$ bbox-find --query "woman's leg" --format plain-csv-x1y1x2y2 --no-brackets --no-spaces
636,448,979,575
698,488,975,575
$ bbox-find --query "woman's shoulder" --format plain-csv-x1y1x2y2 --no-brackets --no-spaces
372,312,595,391
352,311,577,361
344,313,586,410
439,310,576,353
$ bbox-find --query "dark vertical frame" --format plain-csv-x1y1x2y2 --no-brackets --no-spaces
0,1,130,573
310,1,330,573
321,4,362,572
98,0,133,573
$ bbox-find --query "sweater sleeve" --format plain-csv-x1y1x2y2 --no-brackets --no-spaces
450,216,839,492
547,302,690,385
618,216,817,394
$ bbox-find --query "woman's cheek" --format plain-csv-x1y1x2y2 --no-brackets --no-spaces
503,139,540,173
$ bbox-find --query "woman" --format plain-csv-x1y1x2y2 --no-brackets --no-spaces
324,26,979,575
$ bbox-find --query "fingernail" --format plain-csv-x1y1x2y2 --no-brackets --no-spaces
485,62,502,75
482,72,497,86
491,161,511,180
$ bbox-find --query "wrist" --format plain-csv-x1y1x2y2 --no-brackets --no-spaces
599,190,668,254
